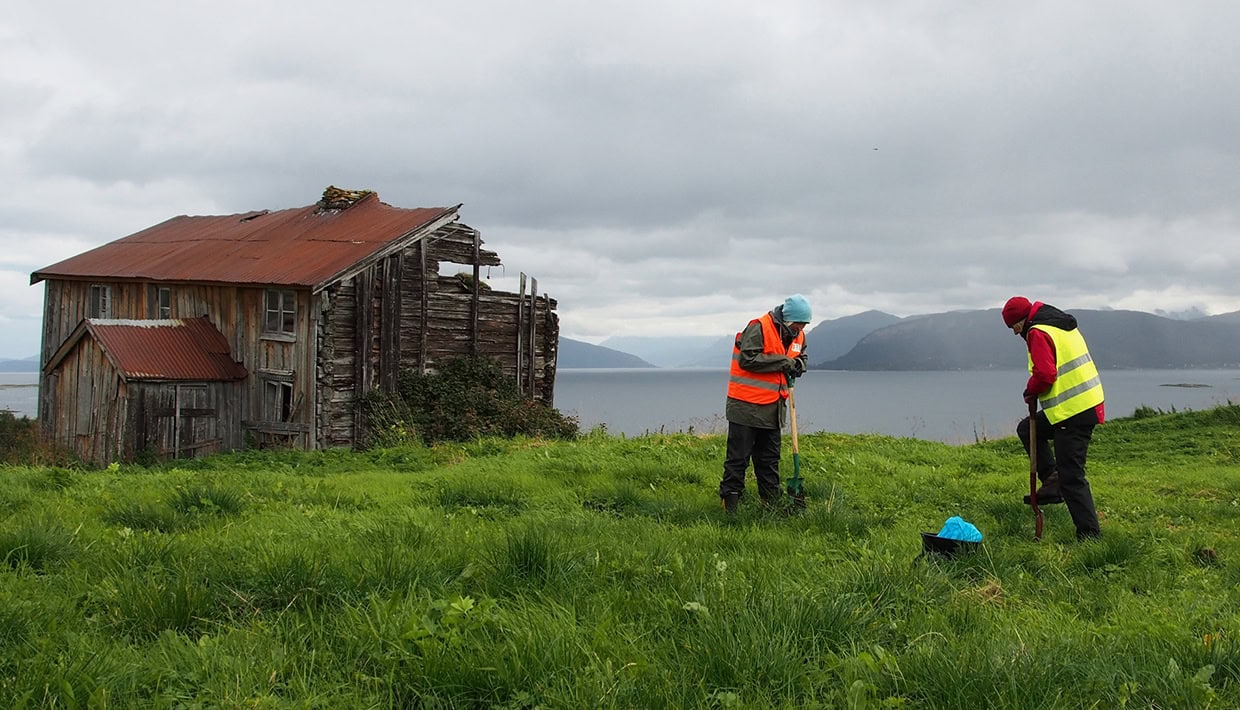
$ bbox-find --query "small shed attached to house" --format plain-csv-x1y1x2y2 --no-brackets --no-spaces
42,317,248,465
31,187,559,465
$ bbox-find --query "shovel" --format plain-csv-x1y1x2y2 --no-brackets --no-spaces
785,385,806,508
1028,400,1043,541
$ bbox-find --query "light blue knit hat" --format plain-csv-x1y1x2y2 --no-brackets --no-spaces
783,294,812,323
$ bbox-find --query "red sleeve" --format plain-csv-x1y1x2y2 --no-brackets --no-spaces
1024,329,1057,397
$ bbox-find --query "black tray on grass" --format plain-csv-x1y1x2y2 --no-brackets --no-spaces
920,532,980,558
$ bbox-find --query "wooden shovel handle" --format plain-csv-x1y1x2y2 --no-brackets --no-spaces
789,389,799,455
1029,400,1043,541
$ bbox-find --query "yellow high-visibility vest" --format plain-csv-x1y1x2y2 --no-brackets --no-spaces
1028,324,1104,424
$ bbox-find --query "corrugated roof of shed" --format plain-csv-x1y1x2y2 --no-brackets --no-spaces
31,193,458,289
46,317,249,382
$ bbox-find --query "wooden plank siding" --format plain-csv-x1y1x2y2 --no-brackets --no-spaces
45,336,126,465
43,330,241,466
126,382,239,461
39,279,315,458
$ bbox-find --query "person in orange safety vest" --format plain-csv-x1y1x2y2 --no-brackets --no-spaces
720,294,811,514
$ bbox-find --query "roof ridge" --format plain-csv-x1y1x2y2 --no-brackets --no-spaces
318,185,376,211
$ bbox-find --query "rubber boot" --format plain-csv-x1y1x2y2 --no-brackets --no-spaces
722,492,739,515
1024,470,1065,505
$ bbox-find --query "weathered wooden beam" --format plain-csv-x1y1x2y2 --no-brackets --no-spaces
516,274,526,394
381,253,402,392
418,240,428,374
145,408,218,417
242,421,312,434
528,278,538,395
471,230,480,355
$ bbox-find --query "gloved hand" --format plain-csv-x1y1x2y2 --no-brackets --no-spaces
1023,391,1038,405
784,358,805,388
784,357,806,377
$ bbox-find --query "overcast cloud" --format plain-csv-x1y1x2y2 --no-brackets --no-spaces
3,0,1239,358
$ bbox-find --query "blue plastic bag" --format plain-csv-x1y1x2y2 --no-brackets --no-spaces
937,516,983,542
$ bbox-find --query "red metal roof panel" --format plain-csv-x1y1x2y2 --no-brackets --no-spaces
32,193,457,288
84,317,249,381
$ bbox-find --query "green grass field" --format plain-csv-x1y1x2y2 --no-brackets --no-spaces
2,405,1239,708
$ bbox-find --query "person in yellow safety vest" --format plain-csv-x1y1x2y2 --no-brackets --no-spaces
720,294,811,514
1002,296,1104,541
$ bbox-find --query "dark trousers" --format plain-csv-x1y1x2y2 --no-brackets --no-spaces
1018,410,1101,539
720,422,782,502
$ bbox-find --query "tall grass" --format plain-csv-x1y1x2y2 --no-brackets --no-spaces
1,405,1238,706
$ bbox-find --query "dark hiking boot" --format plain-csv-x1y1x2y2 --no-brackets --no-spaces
1023,471,1064,505
722,492,739,515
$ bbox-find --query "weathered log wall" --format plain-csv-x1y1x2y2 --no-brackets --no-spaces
315,227,558,449
316,280,359,450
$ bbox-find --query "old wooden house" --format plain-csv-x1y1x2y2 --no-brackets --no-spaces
31,187,559,465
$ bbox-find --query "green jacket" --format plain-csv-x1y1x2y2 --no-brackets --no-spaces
724,308,808,429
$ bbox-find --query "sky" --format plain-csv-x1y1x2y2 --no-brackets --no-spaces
3,1,1239,359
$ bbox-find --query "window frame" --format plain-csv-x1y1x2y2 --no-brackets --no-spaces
263,377,295,423
264,288,297,338
147,285,173,319
88,284,112,319
156,286,172,319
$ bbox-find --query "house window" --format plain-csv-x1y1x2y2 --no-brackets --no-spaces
265,379,295,422
146,285,170,318
265,289,296,335
88,285,112,319
156,287,172,318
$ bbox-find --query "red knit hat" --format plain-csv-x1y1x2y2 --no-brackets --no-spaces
1002,296,1032,326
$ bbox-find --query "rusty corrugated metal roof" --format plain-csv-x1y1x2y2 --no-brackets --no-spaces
31,192,459,290
46,317,249,382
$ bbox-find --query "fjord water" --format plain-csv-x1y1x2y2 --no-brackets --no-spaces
5,369,1238,444
554,368,1240,444
0,372,38,418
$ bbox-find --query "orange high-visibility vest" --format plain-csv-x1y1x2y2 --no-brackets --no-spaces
727,313,804,404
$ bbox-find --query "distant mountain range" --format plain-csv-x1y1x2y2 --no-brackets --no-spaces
575,310,909,370
597,335,724,368
13,305,1240,372
804,310,904,363
558,339,656,368
560,308,1240,370
0,356,38,373
822,308,1240,370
